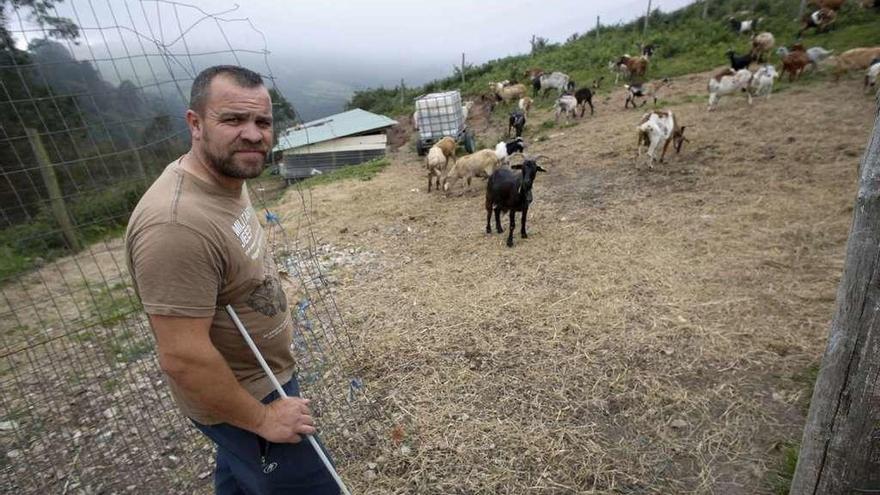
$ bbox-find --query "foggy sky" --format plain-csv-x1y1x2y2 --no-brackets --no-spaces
20,0,696,120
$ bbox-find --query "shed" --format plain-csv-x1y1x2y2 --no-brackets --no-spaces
273,108,397,182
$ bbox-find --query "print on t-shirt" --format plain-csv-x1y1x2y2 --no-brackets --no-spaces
246,237,288,318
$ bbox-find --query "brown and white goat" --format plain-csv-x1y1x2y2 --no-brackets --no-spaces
780,45,811,82
750,32,776,63
636,110,687,168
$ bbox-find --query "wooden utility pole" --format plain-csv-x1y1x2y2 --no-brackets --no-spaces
643,0,652,36
596,16,600,40
702,0,711,19
461,53,466,83
26,128,81,252
789,101,880,494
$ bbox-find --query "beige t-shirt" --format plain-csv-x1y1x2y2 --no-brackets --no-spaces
125,158,295,425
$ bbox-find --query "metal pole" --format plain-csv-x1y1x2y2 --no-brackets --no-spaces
596,16,600,40
643,0,652,36
225,305,352,495
702,0,710,19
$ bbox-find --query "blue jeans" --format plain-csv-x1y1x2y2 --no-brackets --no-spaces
192,379,340,495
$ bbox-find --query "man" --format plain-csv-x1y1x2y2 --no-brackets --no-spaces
125,65,339,494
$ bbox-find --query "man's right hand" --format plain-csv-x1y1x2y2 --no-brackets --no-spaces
256,397,317,444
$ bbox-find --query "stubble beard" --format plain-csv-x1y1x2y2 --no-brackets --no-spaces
202,132,267,180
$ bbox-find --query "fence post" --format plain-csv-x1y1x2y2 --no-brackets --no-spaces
596,16,600,40
399,78,405,106
643,0,652,36
798,0,807,19
25,127,81,252
461,53,466,84
789,99,880,494
702,0,710,19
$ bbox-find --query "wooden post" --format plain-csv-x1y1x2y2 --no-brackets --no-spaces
596,16,600,40
530,34,536,55
643,0,652,36
399,78,405,106
25,128,81,252
789,100,880,494
461,53,466,84
702,0,710,19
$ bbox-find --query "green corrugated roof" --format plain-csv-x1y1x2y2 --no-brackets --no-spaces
272,108,397,152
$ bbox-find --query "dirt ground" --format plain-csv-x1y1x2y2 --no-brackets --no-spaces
275,71,876,494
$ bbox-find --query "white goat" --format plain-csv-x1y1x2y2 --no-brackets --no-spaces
749,64,779,100
609,59,631,84
425,146,448,193
443,149,501,193
554,94,578,122
866,61,880,92
535,71,574,97
636,110,687,168
462,101,474,122
707,68,753,111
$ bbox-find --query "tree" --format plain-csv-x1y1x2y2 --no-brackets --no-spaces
789,99,880,493
269,88,298,140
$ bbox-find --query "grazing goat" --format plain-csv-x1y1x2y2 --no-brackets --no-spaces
485,157,548,247
554,94,578,122
495,137,527,166
462,101,474,122
640,43,657,58
636,110,687,168
574,87,594,117
508,111,527,137
865,60,880,91
625,78,671,109
425,146,449,193
726,49,753,70
799,8,837,38
523,68,545,80
443,149,500,193
750,32,775,63
616,55,649,81
490,82,527,103
609,59,631,84
750,64,779,99
828,47,880,80
707,68,753,111
518,96,533,117
777,46,835,71
533,71,575,97
728,17,761,34
780,46,812,82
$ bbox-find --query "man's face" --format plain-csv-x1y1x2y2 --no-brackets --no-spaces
189,76,273,180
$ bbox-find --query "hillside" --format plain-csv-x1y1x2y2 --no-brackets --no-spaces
347,0,880,117
280,69,877,493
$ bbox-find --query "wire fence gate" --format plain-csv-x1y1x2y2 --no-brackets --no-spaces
0,1,388,493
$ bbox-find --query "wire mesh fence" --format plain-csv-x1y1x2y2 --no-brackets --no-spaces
0,1,387,493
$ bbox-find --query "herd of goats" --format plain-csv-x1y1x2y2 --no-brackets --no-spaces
417,0,880,247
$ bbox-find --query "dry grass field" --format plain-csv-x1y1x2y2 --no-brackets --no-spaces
275,71,877,494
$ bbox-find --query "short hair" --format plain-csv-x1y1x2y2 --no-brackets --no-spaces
189,65,264,114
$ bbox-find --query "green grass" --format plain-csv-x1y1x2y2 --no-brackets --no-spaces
84,281,142,329
347,0,880,118
768,442,800,494
297,157,390,188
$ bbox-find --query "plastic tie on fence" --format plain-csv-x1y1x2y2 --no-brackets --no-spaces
265,211,281,224
348,378,364,403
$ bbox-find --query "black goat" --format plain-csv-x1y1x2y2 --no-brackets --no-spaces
485,158,547,248
726,49,753,70
573,88,594,117
531,76,541,98
508,111,526,137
